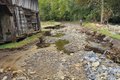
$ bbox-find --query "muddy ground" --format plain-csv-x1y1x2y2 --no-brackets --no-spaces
0,22,120,80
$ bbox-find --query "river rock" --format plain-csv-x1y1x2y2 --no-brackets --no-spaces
0,69,4,73
101,65,107,70
84,51,99,62
13,70,23,74
2,76,8,80
16,76,27,80
92,61,100,67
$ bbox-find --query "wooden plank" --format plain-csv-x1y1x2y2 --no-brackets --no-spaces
12,0,39,12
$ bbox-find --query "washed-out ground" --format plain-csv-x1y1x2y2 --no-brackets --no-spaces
0,22,120,80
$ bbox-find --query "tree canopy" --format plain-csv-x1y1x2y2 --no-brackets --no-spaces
39,0,120,23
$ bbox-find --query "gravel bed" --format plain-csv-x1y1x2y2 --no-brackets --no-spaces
23,50,87,80
82,51,120,80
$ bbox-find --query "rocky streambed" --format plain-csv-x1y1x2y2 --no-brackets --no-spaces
44,23,120,80
0,23,120,80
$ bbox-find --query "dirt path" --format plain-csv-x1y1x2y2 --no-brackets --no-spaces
0,22,120,80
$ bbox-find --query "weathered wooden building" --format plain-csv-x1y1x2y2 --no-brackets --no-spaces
0,0,40,43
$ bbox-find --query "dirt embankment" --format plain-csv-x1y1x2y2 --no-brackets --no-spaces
81,28,120,64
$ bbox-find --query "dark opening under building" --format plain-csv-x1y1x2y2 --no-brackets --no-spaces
0,0,40,43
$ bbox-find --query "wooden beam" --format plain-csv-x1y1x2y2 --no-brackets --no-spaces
36,12,41,31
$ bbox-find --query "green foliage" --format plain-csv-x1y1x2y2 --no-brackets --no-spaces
39,0,84,21
55,39,69,51
39,0,120,22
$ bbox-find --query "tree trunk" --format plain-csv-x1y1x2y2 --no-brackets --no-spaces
101,0,104,24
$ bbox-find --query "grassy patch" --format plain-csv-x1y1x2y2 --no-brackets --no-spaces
55,39,69,52
83,22,120,40
0,33,42,49
99,29,120,40
52,33,65,37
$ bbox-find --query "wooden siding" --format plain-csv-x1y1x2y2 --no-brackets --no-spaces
0,5,15,42
12,0,39,12
0,0,40,43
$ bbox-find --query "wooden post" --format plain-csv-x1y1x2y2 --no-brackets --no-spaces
36,12,41,31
